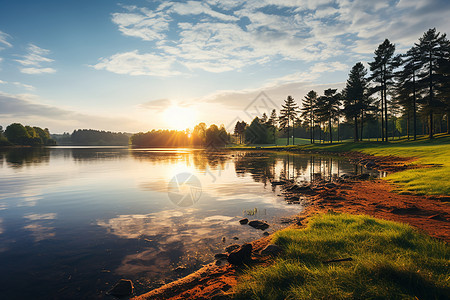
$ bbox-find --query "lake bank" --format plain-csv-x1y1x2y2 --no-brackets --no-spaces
133,139,450,299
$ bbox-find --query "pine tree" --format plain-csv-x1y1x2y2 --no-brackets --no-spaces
267,109,278,144
279,96,299,145
369,39,397,141
301,90,318,144
316,89,340,143
343,63,369,142
416,28,449,138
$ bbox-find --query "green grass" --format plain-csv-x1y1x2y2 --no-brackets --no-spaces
295,134,450,195
275,138,312,146
233,213,450,300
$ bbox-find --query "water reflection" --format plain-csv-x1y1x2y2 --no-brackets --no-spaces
0,147,379,299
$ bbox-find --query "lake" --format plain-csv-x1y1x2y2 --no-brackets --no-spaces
0,147,379,299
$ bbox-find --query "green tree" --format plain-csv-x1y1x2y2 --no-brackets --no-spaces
279,95,299,145
5,123,30,145
416,28,449,138
267,109,278,144
234,121,247,144
245,117,270,144
301,90,318,144
206,124,228,147
316,88,340,143
343,63,370,142
396,45,422,140
369,39,397,141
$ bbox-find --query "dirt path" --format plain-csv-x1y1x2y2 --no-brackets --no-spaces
132,153,449,300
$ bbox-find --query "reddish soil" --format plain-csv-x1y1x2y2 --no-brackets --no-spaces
132,154,449,300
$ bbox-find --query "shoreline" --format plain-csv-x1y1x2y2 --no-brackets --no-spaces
132,148,449,299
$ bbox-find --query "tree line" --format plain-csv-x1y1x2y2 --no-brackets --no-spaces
130,123,230,147
234,28,449,144
0,123,56,146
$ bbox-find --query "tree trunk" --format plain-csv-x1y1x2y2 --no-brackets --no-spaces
319,123,322,143
407,108,410,140
354,116,359,142
383,65,388,142
381,89,384,141
429,48,434,139
292,119,295,146
286,117,289,146
360,111,364,141
413,68,417,140
329,117,332,144
447,110,450,134
337,118,340,142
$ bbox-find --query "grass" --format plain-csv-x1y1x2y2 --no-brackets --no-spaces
296,134,450,195
232,213,450,300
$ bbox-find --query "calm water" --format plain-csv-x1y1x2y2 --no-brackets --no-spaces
0,147,378,299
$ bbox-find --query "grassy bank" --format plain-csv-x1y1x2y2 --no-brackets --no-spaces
233,213,450,300
297,134,450,195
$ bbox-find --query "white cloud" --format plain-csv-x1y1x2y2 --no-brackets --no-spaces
0,31,12,48
91,50,181,76
96,0,450,77
0,79,6,84
12,82,35,91
15,44,56,74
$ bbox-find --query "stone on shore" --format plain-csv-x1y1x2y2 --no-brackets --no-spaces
227,243,252,265
239,218,248,225
248,220,269,230
225,244,240,253
107,279,134,297
260,244,282,257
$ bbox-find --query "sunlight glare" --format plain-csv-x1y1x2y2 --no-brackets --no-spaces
163,105,197,130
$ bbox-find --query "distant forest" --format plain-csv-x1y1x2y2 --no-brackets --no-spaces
53,129,131,146
130,123,229,147
0,123,56,146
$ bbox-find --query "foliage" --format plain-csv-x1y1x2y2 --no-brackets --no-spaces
3,123,56,146
130,130,189,147
233,213,449,300
343,62,370,142
244,117,274,144
71,129,130,146
279,95,299,145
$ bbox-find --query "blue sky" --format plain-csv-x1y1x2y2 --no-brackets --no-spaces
0,0,449,133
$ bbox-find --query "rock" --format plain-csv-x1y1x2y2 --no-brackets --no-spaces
225,244,240,253
174,266,187,272
364,161,377,169
325,182,337,189
107,279,134,297
271,180,285,186
287,184,311,192
227,243,252,265
356,173,370,180
263,231,270,236
248,220,269,230
428,214,447,221
222,236,226,243
239,218,249,225
260,244,282,257
214,253,229,260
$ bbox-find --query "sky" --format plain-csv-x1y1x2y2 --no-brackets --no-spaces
0,0,449,133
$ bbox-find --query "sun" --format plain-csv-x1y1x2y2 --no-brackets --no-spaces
163,105,197,130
